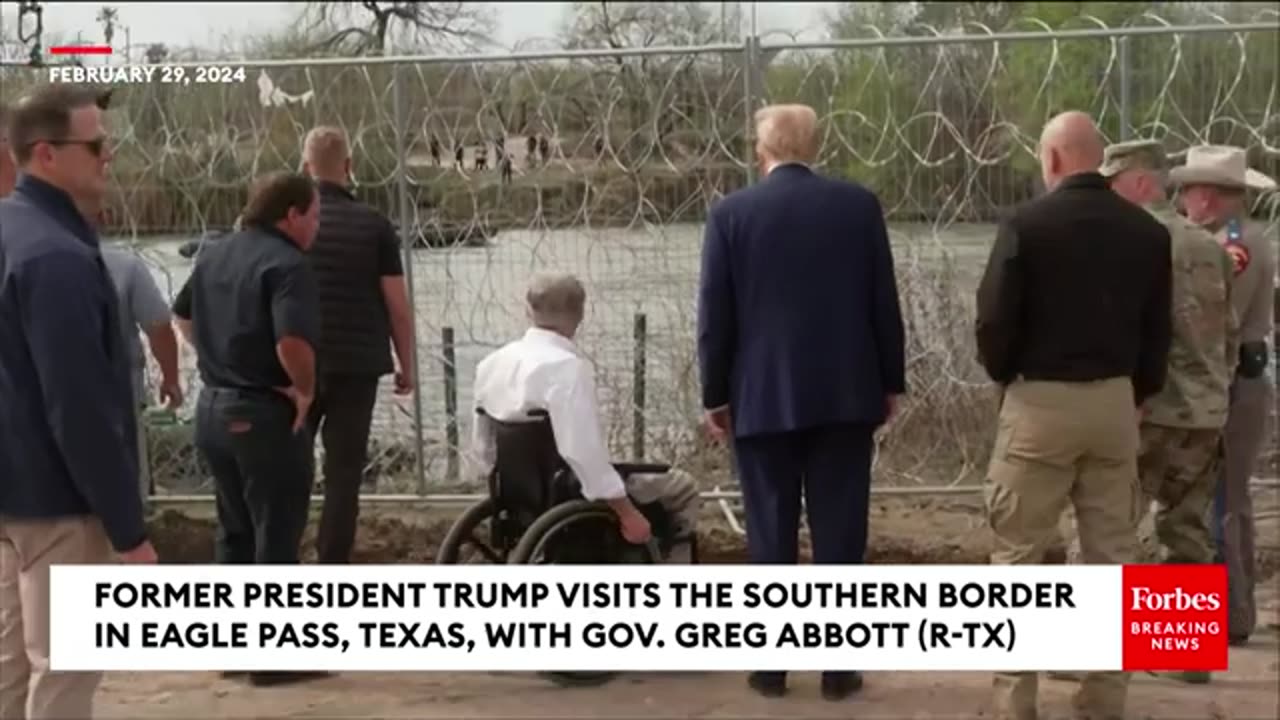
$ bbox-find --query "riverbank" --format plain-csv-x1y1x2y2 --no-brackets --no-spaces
100,161,1043,239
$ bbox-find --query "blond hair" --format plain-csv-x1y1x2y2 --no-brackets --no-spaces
302,125,349,176
754,104,819,164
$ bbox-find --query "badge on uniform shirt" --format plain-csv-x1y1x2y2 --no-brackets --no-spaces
1223,219,1250,276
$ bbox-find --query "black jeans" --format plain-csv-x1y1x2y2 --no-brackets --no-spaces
195,387,313,564
307,373,380,564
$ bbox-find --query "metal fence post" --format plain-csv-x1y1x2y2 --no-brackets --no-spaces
135,406,151,511
743,34,759,184
442,326,459,484
391,61,427,495
1118,36,1131,140
632,312,647,459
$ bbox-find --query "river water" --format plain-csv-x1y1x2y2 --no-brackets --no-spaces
114,221,997,455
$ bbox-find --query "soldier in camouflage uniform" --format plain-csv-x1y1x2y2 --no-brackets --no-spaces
1172,145,1277,648
1051,141,1239,687
1057,142,1238,572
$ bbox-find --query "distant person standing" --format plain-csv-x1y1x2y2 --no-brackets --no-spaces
1172,145,1277,647
429,135,440,166
538,135,549,165
526,134,537,167
697,104,905,701
300,126,415,564
975,112,1171,720
0,84,158,720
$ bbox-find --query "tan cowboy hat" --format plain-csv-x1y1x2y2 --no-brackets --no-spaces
1168,145,1276,191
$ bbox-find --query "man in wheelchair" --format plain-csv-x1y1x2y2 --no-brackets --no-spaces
471,272,700,563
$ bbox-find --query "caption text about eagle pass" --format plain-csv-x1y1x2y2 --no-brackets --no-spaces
89,579,1078,654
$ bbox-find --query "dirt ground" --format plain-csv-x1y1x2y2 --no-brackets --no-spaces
96,496,1280,719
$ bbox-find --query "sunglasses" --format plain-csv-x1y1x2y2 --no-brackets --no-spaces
28,136,111,157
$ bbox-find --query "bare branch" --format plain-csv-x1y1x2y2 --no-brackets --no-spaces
301,1,496,56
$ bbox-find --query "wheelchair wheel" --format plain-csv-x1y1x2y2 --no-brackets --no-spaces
508,500,660,565
435,498,505,564
508,500,657,689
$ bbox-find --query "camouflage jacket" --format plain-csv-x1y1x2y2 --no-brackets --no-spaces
1142,202,1239,429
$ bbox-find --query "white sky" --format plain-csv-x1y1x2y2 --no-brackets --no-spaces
6,2,837,58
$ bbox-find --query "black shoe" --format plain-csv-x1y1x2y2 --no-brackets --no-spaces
1228,634,1249,647
747,671,787,697
248,670,331,687
821,671,863,701
219,671,246,679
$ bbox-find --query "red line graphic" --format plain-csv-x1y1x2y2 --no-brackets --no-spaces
50,45,113,55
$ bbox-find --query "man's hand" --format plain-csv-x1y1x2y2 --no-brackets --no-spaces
704,407,731,443
119,540,158,564
275,385,313,433
617,504,652,545
158,377,183,410
393,370,413,396
885,393,904,424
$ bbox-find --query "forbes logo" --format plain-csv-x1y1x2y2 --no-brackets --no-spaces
1120,565,1228,672
1129,586,1222,613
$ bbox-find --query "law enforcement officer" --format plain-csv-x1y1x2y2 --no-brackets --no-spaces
1172,145,1277,647
975,113,1172,720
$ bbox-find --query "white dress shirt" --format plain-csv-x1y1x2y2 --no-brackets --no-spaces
471,327,627,501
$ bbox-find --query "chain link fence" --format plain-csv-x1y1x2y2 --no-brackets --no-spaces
2,10,1277,507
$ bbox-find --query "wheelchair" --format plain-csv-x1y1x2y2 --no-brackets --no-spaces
436,408,693,687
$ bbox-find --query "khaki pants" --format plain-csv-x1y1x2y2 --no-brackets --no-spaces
0,516,115,720
985,378,1139,720
627,469,701,562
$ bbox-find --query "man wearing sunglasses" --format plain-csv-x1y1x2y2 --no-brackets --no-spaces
0,83,158,720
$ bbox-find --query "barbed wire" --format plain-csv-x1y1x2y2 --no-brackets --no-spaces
1,11,1276,497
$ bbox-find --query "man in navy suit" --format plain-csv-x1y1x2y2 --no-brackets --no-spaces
696,104,907,701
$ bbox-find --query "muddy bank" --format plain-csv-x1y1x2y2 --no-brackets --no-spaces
145,509,988,566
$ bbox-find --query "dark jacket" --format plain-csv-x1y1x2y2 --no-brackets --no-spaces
306,181,403,376
975,172,1172,402
0,174,146,552
696,163,907,438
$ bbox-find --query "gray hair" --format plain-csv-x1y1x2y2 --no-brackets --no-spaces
526,272,586,328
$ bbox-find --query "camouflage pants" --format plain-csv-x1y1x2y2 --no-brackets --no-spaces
1057,423,1219,565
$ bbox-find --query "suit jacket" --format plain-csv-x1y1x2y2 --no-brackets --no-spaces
696,163,906,438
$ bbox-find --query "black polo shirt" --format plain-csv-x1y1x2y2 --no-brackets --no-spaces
172,224,320,392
